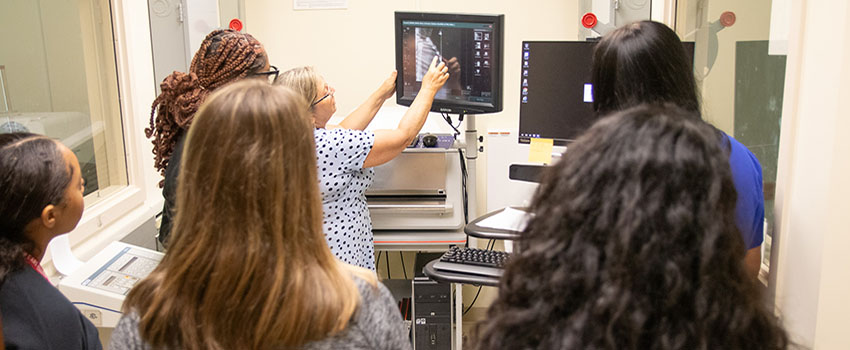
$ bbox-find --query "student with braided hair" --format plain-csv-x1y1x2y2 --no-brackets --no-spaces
146,29,276,245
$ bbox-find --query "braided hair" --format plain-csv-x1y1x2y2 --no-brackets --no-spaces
145,29,268,183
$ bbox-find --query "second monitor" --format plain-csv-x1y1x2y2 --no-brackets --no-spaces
518,41,695,145
518,41,596,146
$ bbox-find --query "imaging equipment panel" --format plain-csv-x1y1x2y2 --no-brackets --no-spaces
58,241,164,328
82,246,160,295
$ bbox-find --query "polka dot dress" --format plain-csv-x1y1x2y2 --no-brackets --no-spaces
314,128,376,270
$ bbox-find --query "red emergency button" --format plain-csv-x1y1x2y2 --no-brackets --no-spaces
581,13,598,29
719,11,736,27
229,18,243,31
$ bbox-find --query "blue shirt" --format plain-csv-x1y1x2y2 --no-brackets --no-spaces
724,133,765,250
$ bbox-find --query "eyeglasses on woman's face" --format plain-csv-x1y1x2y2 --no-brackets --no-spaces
254,65,279,83
311,83,335,107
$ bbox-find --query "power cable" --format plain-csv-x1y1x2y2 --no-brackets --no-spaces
386,251,392,280
399,251,408,280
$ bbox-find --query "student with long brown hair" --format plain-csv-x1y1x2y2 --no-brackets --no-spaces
111,80,411,350
147,28,277,246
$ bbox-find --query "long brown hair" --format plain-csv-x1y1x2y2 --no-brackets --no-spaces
125,80,374,349
145,29,268,183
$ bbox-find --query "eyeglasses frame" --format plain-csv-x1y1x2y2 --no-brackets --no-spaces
310,83,334,107
254,65,279,83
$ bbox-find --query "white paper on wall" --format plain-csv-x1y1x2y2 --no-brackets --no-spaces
185,0,220,56
294,0,348,10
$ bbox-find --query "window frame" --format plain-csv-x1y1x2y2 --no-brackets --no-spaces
43,0,162,272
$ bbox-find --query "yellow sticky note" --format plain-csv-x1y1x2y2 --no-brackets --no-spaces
528,138,554,164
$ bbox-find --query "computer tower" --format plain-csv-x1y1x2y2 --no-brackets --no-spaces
412,277,452,350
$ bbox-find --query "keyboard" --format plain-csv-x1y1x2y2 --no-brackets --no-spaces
432,246,510,278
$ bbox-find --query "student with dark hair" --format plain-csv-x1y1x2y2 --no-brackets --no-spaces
146,29,276,246
112,81,410,350
473,105,788,350
0,133,100,349
591,20,766,276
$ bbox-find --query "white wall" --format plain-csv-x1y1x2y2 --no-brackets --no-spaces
770,0,850,348
246,0,578,132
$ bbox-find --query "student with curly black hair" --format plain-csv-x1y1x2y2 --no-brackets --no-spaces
472,105,788,350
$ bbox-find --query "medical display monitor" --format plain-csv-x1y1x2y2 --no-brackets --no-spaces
395,12,504,114
518,41,695,145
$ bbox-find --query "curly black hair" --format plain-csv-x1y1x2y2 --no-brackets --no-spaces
472,105,788,350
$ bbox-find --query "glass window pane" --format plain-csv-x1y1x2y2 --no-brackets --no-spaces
675,0,786,270
0,0,127,203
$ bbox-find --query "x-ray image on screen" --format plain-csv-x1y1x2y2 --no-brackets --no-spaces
414,28,440,81
401,21,492,103
395,12,503,114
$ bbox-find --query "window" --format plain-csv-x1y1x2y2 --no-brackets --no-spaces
0,1,127,204
675,0,787,274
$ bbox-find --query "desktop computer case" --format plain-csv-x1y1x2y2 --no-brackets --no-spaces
412,277,453,350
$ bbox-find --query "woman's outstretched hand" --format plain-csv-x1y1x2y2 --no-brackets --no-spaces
376,71,397,101
421,56,450,94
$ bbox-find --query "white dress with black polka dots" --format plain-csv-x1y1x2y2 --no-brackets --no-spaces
314,128,376,270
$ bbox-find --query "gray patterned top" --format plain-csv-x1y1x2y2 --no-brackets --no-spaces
109,276,411,350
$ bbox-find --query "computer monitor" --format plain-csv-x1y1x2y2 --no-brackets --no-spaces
395,12,504,114
518,41,695,145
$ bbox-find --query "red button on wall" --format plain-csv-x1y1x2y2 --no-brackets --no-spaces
581,13,598,29
229,18,243,31
720,11,736,27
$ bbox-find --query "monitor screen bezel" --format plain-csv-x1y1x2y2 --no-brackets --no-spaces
394,11,505,115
